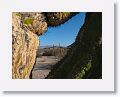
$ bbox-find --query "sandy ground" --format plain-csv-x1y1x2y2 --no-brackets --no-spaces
32,56,59,79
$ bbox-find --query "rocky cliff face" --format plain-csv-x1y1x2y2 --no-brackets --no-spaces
45,12,78,26
46,12,102,79
12,12,102,79
12,12,47,78
12,12,75,79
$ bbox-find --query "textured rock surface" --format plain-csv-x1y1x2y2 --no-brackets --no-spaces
12,12,77,79
46,12,102,79
45,12,78,26
12,12,47,79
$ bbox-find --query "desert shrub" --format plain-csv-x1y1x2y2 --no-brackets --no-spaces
42,47,68,58
36,48,42,57
42,49,53,56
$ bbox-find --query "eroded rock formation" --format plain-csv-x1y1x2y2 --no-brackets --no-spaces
12,12,102,79
46,12,102,79
12,12,75,79
12,12,47,78
45,12,78,26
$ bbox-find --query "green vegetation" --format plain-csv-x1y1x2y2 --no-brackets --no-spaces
75,61,92,79
46,12,102,79
23,18,33,25
85,62,92,71
14,12,102,79
16,13,22,17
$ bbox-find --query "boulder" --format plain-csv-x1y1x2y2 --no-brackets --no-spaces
46,12,102,79
12,12,47,78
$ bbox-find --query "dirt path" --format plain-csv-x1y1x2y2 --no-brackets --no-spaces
32,56,59,79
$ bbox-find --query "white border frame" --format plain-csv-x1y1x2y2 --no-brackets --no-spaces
0,0,114,91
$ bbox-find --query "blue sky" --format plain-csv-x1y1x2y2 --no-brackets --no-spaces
39,12,86,47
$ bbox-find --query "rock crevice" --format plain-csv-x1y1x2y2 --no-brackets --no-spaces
12,12,47,78
12,12,78,79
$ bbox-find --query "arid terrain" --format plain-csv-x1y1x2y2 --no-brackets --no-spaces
32,56,60,79
32,46,68,79
12,12,102,79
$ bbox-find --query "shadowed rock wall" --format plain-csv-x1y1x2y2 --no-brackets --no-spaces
46,12,102,79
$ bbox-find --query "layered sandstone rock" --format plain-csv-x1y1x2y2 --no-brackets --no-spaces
12,12,47,79
12,12,77,79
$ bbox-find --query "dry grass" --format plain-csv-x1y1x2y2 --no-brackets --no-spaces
42,47,68,58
